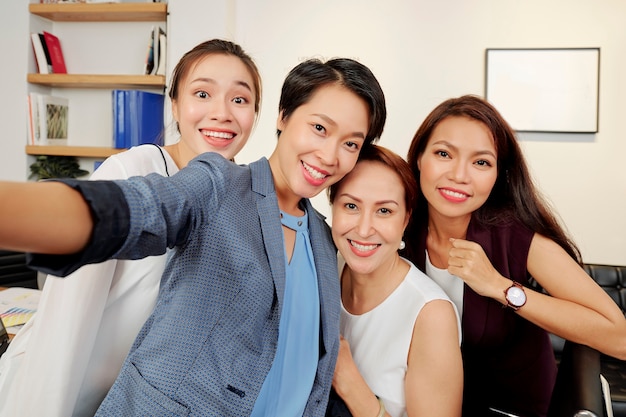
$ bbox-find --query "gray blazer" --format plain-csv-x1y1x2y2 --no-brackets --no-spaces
39,154,341,416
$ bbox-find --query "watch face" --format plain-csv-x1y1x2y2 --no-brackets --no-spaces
507,286,526,307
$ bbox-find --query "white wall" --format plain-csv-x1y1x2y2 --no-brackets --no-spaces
1,0,625,265
0,2,29,181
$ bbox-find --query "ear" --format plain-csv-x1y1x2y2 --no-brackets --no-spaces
171,99,180,123
276,110,286,132
403,211,411,230
416,155,422,171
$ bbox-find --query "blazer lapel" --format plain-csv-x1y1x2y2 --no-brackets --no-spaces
304,199,341,356
250,158,286,310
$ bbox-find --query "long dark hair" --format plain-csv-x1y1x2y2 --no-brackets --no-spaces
278,58,386,146
405,95,581,263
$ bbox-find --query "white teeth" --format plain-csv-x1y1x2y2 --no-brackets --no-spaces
203,130,234,139
349,240,378,251
302,162,326,180
442,189,467,199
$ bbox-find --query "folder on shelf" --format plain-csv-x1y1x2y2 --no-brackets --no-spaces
112,90,165,149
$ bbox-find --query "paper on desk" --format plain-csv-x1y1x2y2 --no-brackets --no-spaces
0,287,41,331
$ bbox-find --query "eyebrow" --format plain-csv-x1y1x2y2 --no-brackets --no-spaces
191,77,253,93
313,113,366,140
338,192,400,206
431,140,496,159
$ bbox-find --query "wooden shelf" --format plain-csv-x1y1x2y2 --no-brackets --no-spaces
27,73,165,89
26,145,126,158
29,3,167,22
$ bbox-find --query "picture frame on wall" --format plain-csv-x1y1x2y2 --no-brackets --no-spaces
485,48,600,133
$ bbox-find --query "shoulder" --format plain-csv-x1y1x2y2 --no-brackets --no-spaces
469,217,534,251
181,152,245,185
403,258,452,300
91,145,173,180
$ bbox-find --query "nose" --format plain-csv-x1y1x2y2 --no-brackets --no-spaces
449,159,469,183
209,98,232,122
317,139,339,166
356,212,375,238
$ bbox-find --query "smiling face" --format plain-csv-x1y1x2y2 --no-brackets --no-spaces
171,53,257,162
417,115,498,222
269,84,369,211
332,160,409,276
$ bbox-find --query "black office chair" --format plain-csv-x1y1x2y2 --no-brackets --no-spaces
548,340,610,417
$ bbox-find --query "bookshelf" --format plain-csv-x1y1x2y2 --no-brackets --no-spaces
27,74,165,89
25,145,125,159
26,2,168,161
29,3,167,22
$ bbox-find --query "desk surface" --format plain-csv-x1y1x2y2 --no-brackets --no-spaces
0,287,14,340
1,286,41,340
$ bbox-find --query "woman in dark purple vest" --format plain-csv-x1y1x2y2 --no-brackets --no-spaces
403,95,626,417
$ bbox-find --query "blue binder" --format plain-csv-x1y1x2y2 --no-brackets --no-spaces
112,90,164,149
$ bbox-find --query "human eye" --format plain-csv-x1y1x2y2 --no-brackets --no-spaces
475,159,493,167
435,150,449,158
232,96,248,105
345,141,360,151
378,207,393,216
344,202,357,211
195,90,209,99
313,124,326,134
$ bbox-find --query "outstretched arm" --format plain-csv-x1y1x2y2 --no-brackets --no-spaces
0,181,92,254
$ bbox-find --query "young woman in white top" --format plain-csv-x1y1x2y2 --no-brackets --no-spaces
327,145,463,417
0,39,261,417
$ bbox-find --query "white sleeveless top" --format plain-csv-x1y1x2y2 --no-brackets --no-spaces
425,250,465,317
339,257,461,417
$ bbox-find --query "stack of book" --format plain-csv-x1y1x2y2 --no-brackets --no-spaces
112,90,165,149
144,26,167,76
30,31,67,74
27,93,69,146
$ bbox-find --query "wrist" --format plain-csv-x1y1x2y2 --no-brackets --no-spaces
503,280,527,311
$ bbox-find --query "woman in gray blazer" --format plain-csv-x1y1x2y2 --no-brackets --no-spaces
0,56,387,416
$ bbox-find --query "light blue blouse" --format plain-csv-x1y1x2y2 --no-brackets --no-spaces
250,209,321,416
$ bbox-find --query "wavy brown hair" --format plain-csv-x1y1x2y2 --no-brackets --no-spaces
405,95,581,263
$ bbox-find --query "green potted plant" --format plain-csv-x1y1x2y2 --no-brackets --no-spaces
29,155,89,181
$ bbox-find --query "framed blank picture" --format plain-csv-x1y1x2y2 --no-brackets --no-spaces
485,48,600,133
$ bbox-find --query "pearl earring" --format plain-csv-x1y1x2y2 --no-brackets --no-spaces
399,240,406,250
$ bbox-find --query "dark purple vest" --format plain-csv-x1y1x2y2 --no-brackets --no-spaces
408,219,557,417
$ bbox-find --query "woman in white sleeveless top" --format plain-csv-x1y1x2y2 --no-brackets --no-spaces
328,145,463,417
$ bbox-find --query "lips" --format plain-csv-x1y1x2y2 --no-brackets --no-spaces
439,187,469,202
349,239,379,252
302,161,329,186
201,130,235,140
201,129,236,148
